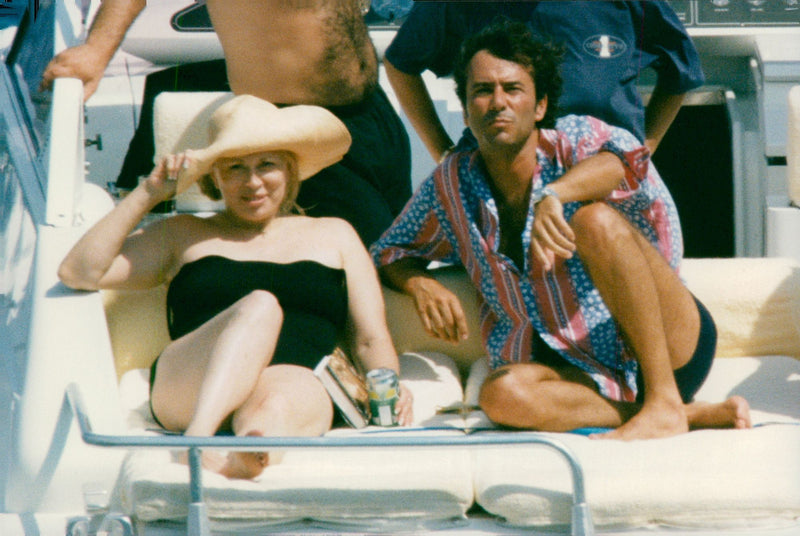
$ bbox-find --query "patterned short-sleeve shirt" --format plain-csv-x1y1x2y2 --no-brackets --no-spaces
371,115,682,402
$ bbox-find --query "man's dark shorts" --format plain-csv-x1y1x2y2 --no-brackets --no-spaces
533,295,716,404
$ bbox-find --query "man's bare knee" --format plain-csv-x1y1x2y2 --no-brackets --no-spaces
479,364,556,427
571,203,631,248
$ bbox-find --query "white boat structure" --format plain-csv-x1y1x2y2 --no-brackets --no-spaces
2,1,800,535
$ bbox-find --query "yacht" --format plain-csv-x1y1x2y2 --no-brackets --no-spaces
2,1,800,535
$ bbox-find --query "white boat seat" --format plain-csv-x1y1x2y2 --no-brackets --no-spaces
102,256,800,531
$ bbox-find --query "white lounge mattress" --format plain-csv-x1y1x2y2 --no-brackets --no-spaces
114,351,474,525
472,355,800,529
113,352,800,530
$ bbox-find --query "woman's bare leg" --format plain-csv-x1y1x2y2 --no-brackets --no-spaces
214,364,334,478
151,290,284,432
150,290,284,477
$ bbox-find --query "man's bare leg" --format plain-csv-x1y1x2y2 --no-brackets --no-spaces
479,362,751,436
479,362,636,431
686,397,751,430
567,201,750,440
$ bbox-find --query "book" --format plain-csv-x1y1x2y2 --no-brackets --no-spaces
314,347,371,429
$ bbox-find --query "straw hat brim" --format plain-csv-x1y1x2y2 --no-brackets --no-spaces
175,95,352,194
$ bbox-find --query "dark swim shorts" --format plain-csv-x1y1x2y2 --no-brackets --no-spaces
532,295,716,404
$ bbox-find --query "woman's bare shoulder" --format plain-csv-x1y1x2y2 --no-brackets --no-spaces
281,215,356,234
281,215,362,254
310,216,361,244
153,213,225,234
144,212,210,229
136,213,224,256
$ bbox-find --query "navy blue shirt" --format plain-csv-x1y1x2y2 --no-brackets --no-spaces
384,1,704,142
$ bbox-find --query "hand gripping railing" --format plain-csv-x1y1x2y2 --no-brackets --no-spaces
66,383,594,536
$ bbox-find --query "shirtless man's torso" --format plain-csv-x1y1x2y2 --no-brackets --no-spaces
206,0,378,106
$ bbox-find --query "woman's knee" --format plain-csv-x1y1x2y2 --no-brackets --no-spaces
232,290,283,325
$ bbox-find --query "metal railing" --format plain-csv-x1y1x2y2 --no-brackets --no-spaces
65,382,594,536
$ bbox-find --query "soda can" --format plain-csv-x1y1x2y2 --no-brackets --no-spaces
366,368,400,426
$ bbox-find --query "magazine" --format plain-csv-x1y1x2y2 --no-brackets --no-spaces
314,348,371,428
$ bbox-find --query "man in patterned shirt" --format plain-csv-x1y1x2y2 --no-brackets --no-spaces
371,20,750,440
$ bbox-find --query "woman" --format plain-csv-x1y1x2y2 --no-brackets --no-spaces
59,95,414,479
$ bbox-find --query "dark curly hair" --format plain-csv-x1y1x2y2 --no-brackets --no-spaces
454,18,563,129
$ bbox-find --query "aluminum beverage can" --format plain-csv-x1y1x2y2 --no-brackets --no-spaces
366,368,399,426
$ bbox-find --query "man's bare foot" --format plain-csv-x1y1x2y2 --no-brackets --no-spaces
686,396,751,430
592,399,688,441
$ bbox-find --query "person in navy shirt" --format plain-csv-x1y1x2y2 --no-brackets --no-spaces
384,1,704,162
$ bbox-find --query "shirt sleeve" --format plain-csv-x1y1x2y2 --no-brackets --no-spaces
636,1,705,94
383,3,459,77
557,115,650,194
369,175,458,268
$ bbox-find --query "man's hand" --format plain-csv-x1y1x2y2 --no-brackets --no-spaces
405,275,469,343
40,44,108,100
531,195,576,270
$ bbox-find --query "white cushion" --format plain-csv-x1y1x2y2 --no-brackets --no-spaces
694,355,800,425
108,255,800,529
152,91,231,212
472,355,800,529
118,439,473,526
114,351,474,525
681,257,800,358
473,425,800,530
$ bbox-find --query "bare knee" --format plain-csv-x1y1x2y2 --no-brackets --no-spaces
478,365,555,429
232,289,283,325
571,203,631,249
237,289,282,314
571,203,640,269
479,367,513,422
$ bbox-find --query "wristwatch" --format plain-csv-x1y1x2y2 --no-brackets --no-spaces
531,185,559,206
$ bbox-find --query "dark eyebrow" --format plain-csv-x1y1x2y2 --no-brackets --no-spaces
470,81,495,90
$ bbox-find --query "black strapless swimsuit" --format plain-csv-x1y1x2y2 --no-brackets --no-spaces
149,255,348,429
165,255,348,369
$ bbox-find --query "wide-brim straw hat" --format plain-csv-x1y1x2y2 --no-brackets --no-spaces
176,95,352,194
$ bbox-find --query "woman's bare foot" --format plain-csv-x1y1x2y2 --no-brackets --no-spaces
173,431,270,480
217,431,269,479
215,450,269,479
686,396,751,430
592,399,688,441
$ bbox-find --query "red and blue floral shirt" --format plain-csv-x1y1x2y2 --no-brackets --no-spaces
371,115,683,402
